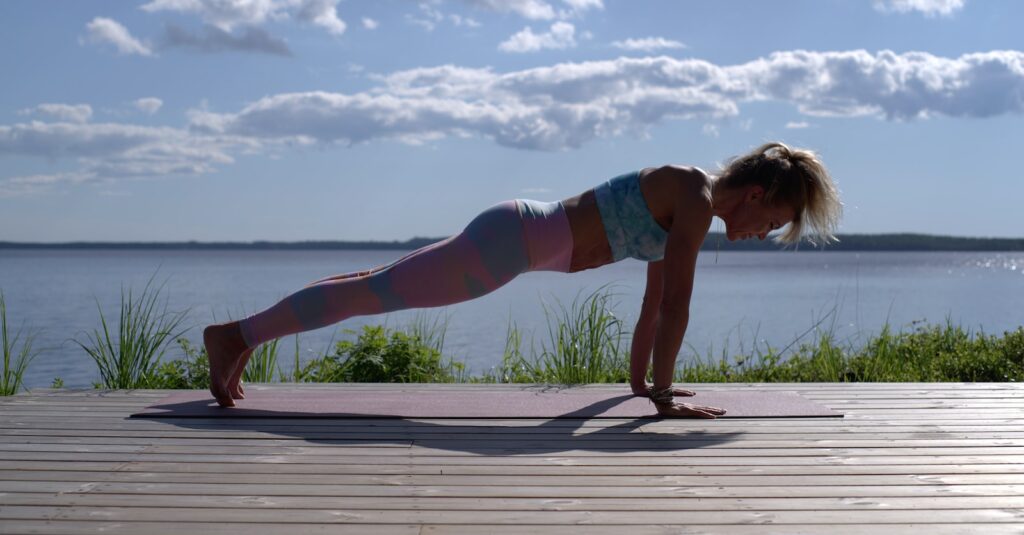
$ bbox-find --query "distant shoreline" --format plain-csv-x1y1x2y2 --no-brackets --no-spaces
2,233,1023,252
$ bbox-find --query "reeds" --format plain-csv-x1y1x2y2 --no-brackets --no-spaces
243,339,280,383
1,290,39,396
491,284,630,384
80,280,1024,387
75,275,189,389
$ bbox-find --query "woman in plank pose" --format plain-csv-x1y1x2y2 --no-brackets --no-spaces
204,142,841,417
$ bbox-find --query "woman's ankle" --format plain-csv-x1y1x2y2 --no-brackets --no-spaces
228,321,250,352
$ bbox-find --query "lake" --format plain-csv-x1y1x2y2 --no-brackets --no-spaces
1,249,1022,388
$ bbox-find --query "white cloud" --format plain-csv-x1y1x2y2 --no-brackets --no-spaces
785,121,811,129
187,50,1024,152
0,171,98,198
134,98,164,114
0,119,244,196
463,0,556,20
6,49,1024,195
499,22,576,53
161,24,292,56
141,0,346,35
82,17,153,56
295,0,346,35
461,0,601,20
407,2,445,31
556,0,603,18
20,104,93,123
408,4,482,31
873,0,965,16
362,17,378,30
611,37,686,52
141,0,281,29
449,14,481,28
744,49,1024,120
701,123,719,138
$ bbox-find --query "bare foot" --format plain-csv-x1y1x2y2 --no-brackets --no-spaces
203,323,247,407
227,347,253,399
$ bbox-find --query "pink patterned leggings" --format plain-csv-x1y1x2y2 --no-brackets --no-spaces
239,199,574,348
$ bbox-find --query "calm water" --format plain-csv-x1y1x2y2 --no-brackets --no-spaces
1,249,1022,389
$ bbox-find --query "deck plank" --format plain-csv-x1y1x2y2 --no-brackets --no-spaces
1,383,1022,533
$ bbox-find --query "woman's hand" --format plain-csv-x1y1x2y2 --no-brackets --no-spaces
631,383,696,398
655,401,727,419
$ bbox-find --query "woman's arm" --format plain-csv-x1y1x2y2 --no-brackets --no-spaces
629,261,663,395
652,177,714,391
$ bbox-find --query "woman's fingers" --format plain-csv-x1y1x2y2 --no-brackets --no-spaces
681,402,727,416
657,402,727,419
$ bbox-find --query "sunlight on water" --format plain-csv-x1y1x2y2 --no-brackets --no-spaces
965,253,1024,274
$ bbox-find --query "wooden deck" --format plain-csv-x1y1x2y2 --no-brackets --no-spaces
1,383,1022,534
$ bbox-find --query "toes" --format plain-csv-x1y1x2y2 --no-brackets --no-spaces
227,349,253,399
209,386,235,407
229,379,246,400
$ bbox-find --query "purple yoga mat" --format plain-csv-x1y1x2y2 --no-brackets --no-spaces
133,387,842,418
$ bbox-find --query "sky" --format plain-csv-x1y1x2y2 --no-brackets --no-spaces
1,0,1022,242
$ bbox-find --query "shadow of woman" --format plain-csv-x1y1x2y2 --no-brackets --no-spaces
133,391,743,456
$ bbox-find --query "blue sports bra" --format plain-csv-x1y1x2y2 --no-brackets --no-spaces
593,170,670,262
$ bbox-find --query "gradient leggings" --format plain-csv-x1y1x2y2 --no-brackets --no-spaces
238,199,575,348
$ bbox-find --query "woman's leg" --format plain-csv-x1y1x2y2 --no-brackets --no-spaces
303,237,455,287
205,201,532,406
227,236,459,398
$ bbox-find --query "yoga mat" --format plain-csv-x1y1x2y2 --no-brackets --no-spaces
134,387,842,419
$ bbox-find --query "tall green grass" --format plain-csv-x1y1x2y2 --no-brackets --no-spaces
82,282,1024,388
243,339,280,383
75,275,189,389
488,284,630,384
677,319,1024,383
1,290,40,396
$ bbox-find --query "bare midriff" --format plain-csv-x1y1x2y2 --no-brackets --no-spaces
560,167,678,273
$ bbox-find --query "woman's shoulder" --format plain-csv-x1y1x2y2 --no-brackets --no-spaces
644,164,710,180
642,165,713,197
640,165,713,225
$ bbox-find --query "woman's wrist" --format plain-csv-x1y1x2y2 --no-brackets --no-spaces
648,385,675,404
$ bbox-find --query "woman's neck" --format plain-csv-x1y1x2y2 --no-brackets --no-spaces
709,176,742,219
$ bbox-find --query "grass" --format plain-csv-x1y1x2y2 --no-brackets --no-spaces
76,282,1024,388
487,284,631,384
243,338,280,384
75,274,190,389
1,290,40,396
676,318,1024,383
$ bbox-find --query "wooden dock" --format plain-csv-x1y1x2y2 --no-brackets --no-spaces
1,383,1022,534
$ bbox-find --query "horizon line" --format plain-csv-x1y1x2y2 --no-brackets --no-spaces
2,231,1024,244
2,232,1023,252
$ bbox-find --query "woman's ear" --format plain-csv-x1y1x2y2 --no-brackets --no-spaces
746,185,764,202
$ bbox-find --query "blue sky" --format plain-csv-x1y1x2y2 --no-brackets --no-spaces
2,0,1022,242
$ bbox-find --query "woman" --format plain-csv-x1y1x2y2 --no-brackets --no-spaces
204,142,842,418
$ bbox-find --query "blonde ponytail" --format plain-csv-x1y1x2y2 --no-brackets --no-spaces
719,142,842,246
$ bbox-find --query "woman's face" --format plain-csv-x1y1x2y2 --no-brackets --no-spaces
723,186,797,242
